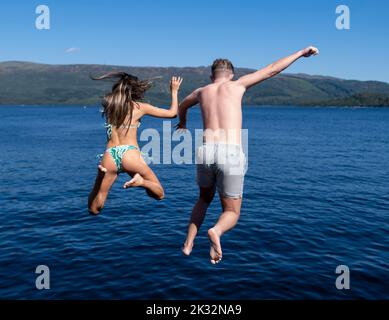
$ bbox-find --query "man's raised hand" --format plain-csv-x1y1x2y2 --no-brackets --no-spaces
302,46,319,58
174,121,187,132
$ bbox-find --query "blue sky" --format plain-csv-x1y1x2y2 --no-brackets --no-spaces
1,0,388,82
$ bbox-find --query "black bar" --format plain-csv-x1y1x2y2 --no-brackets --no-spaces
0,300,386,318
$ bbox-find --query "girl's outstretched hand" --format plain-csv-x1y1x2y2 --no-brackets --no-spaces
170,76,183,92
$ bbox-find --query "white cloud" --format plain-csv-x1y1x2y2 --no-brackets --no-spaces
65,47,80,53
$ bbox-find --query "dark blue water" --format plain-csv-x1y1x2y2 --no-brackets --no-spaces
0,105,388,299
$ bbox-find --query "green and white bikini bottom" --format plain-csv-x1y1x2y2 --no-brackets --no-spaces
97,145,139,173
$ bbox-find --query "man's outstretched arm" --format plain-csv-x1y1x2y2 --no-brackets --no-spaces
176,89,200,129
237,46,319,89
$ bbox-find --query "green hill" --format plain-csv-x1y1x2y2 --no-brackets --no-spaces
1,61,389,106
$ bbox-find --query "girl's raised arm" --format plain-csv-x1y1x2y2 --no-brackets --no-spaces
142,77,183,118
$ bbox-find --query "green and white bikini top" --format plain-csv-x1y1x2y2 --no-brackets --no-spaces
105,121,141,140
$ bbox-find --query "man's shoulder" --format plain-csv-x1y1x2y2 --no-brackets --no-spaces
192,86,205,96
198,83,217,92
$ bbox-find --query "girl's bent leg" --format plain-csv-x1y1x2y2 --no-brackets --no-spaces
121,151,165,201
88,169,118,214
123,172,164,200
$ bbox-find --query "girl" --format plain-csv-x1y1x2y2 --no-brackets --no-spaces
88,72,183,214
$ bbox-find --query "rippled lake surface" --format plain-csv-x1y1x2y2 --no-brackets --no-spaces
0,105,388,299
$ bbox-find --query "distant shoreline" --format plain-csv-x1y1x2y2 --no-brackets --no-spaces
1,61,389,107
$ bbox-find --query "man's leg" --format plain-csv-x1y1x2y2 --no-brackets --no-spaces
182,186,216,256
208,196,242,264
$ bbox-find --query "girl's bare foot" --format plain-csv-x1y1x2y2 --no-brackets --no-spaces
98,164,107,173
123,173,144,188
208,228,222,264
182,241,194,256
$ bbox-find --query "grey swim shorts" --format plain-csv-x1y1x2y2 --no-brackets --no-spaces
196,143,247,199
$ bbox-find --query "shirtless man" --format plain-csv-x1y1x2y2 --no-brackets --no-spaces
177,46,319,264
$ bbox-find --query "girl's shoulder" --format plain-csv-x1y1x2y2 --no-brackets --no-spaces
131,101,147,120
134,101,155,115
135,101,151,108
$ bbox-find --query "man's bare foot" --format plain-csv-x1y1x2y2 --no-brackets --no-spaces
182,241,194,256
123,173,144,189
98,164,107,173
208,228,222,264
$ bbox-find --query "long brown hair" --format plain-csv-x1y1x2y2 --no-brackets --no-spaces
92,72,152,127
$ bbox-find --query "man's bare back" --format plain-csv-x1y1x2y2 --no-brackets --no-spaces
196,80,246,144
